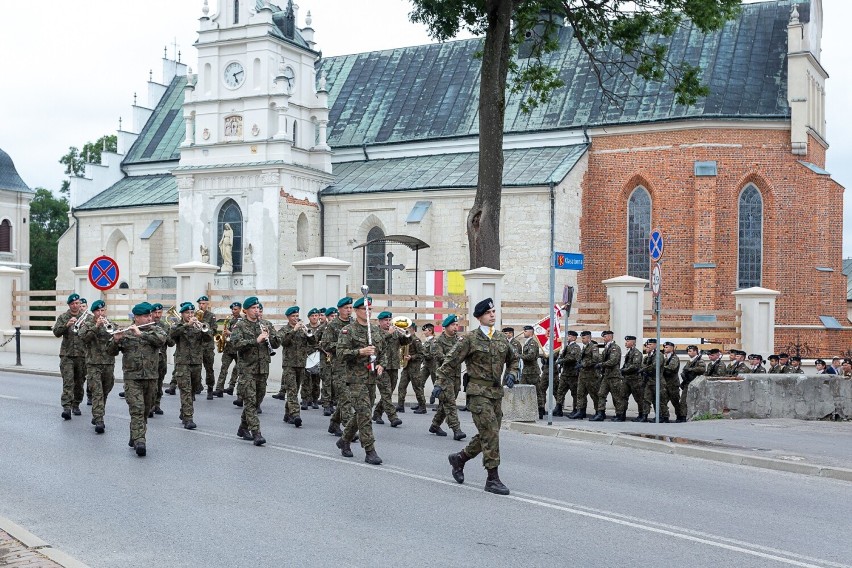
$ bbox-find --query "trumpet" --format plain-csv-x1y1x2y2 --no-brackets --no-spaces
392,315,413,338
295,319,314,338
192,319,210,333
260,323,276,357
108,321,157,335
72,306,92,333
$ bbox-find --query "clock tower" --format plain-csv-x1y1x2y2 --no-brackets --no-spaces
175,0,332,291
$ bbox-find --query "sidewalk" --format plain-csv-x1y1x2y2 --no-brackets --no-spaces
0,517,89,568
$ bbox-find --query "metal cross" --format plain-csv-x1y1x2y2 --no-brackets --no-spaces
376,251,405,306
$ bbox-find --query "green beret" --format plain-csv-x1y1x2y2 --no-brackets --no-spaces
91,300,105,311
442,314,458,327
285,306,300,316
151,303,163,311
67,293,80,305
258,303,264,310
337,297,353,308
243,296,259,309
230,301,242,309
377,311,392,320
180,303,195,313
197,295,209,302
307,308,319,316
132,302,153,316
352,297,372,309
80,298,87,305
325,307,338,316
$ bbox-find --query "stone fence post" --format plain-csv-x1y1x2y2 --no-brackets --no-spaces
292,257,351,309
173,261,219,304
462,267,505,329
732,287,780,356
0,266,24,330
603,275,648,344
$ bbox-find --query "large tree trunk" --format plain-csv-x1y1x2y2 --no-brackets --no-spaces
467,0,513,270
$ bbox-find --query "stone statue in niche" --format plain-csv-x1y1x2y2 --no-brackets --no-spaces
244,243,253,266
200,244,210,264
219,223,234,272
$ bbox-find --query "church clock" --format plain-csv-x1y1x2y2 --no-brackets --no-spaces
223,61,245,89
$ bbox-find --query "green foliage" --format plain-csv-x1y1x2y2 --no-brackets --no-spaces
691,412,725,421
58,135,117,194
29,188,69,290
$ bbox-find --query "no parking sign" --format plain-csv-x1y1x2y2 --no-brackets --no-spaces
88,256,120,291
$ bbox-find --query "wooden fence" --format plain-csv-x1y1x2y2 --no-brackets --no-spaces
206,287,297,325
11,282,73,330
501,300,611,333
643,308,742,352
345,291,469,330
103,287,176,323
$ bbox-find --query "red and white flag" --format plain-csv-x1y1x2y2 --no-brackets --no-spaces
534,304,564,353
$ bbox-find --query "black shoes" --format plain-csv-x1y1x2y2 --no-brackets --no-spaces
538,406,545,420
95,421,105,434
257,406,262,414
374,417,385,425
328,421,343,437
675,416,687,423
224,387,234,396
413,408,427,414
396,404,405,413
164,388,175,396
453,429,467,441
429,425,448,437
632,414,647,422
61,409,71,420
135,441,147,457
484,468,509,495
272,393,285,400
588,411,606,422
364,449,383,465
253,431,266,446
72,407,82,416
301,401,309,410
336,438,353,457
119,391,127,398
233,398,243,407
323,406,333,416
237,426,252,440
567,410,587,420
553,403,564,417
293,416,303,428
611,414,626,422
390,418,402,428
183,419,197,430
86,396,92,406
213,389,224,398
206,389,214,400
448,452,468,483
153,406,164,415
311,402,319,409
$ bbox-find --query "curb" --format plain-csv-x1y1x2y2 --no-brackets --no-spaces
0,515,91,568
506,421,852,483
0,366,61,378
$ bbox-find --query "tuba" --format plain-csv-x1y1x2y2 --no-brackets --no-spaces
392,316,413,368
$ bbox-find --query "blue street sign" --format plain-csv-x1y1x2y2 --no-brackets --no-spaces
554,252,584,270
649,230,664,261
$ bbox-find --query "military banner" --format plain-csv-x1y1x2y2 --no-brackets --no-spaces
533,304,564,353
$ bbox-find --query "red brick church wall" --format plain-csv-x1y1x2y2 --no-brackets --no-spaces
578,126,849,355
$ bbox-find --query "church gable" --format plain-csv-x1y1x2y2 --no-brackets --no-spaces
122,75,187,166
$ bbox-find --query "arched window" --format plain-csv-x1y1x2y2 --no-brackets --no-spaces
296,213,309,252
738,184,763,289
627,187,652,279
365,226,386,294
234,0,240,24
0,219,11,253
217,199,243,273
293,120,298,147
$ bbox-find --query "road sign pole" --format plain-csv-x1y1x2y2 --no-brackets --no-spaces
655,287,661,424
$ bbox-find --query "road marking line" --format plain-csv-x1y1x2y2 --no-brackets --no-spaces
182,427,848,568
0,394,20,400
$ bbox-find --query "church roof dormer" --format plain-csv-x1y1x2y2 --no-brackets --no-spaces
0,148,34,193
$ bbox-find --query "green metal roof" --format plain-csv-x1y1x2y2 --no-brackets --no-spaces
320,0,795,147
322,145,587,196
76,174,177,210
122,76,187,166
0,148,33,193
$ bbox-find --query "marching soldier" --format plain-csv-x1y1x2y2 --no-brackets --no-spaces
766,354,782,373
170,302,208,430
320,306,338,416
620,335,644,422
429,314,466,440
748,354,766,373
502,327,522,385
303,308,324,409
658,341,682,423
554,331,580,416
568,331,599,419
538,351,551,418
214,302,243,397
729,350,749,376
335,296,386,465
372,311,407,426
53,293,87,420
150,303,172,416
230,296,280,446
108,302,168,456
196,295,218,398
778,353,793,373
678,345,706,422
418,323,438,409
704,348,727,377
445,298,519,495
323,298,354,436
594,330,624,422
77,300,115,434
396,322,423,413
788,355,805,373
637,338,659,423
277,306,317,428
519,326,543,417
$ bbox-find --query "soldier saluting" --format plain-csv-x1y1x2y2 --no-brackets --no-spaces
445,298,519,496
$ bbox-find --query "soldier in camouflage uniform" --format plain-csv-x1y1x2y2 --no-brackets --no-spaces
554,331,580,416
593,330,624,422
195,296,218,398
78,300,115,434
416,323,437,411
568,331,600,419
230,296,280,446
276,306,317,428
429,315,465,440
320,306,338,415
538,351,551,418
335,296,386,465
657,341,682,423
620,335,645,422
150,303,172,416
323,299,354,436
371,312,407,426
519,326,542,416
303,308,324,408
214,302,243,396
678,345,706,422
108,302,168,457
396,322,423,412
502,327,522,386
637,339,660,422
170,302,208,429
53,293,88,419
445,298,519,495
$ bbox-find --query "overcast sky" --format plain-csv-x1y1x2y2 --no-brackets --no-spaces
1,0,849,251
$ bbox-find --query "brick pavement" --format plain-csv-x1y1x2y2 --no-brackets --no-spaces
0,529,62,568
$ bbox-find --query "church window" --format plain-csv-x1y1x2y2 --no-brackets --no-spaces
737,184,763,289
0,219,11,252
627,187,652,279
366,226,386,294
296,213,308,252
293,120,298,147
217,199,243,273
234,0,240,24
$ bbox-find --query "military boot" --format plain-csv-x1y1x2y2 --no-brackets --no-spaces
224,387,234,396
429,425,448,437
271,392,285,400
94,421,105,434
448,451,470,483
300,400,309,410
328,421,343,436
452,429,467,441
634,414,649,423
658,416,670,423
252,431,266,446
588,411,606,422
205,388,213,400
568,409,587,420
293,416,302,428
323,406,333,416
553,403,564,417
413,407,427,414
336,437,353,457
213,389,224,398
484,467,510,495
233,398,243,407
237,426,252,440
153,406,164,415
164,387,174,395
120,391,128,398
364,449,383,465
390,418,402,427
72,406,82,416
396,404,405,413
256,405,262,414
61,408,72,420
86,396,92,406
611,413,626,422
135,441,147,457
538,406,545,420
183,419,197,430
675,416,687,423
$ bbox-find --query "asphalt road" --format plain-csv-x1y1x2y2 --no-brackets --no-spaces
1,372,850,568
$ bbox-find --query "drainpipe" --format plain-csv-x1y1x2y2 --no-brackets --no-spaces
70,208,79,268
